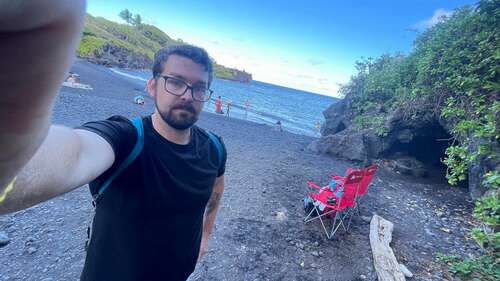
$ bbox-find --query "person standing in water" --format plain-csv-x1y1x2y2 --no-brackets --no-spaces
226,99,232,117
244,99,251,119
315,121,321,130
215,96,223,114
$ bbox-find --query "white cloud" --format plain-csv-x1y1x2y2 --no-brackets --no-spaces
181,35,347,97
413,9,453,30
308,58,323,66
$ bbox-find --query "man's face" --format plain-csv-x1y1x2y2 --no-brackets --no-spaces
148,55,209,130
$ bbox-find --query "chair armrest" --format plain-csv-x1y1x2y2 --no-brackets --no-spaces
306,180,322,190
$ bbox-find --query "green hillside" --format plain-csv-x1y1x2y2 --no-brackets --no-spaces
77,14,251,82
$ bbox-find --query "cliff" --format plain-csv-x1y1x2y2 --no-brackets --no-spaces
77,14,252,82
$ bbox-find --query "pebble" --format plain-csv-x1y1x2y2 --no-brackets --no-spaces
27,246,37,254
359,274,367,280
361,216,372,223
311,251,319,257
0,231,10,247
25,236,35,245
399,264,413,278
424,228,436,237
440,227,452,234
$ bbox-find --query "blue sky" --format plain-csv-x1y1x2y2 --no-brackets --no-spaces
87,0,476,97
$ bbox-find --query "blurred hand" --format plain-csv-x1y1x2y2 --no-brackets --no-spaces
0,0,86,189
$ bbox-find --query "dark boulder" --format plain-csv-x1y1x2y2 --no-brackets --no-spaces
315,95,498,198
309,128,368,162
321,99,351,136
83,44,152,69
468,138,500,200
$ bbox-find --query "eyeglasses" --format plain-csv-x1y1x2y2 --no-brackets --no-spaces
160,75,213,102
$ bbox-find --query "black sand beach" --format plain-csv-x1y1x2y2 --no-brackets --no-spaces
0,60,479,281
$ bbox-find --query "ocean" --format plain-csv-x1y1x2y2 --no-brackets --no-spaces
110,68,337,137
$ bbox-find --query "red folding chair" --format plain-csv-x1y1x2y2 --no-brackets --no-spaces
357,164,378,197
331,164,378,207
304,171,364,239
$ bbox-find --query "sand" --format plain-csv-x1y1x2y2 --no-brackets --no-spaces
0,60,479,281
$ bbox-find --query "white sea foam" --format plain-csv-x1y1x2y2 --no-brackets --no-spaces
110,68,148,82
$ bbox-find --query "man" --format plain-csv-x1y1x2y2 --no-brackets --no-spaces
226,99,232,117
0,1,226,280
244,99,251,119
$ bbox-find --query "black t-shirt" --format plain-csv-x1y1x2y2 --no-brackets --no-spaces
77,115,226,281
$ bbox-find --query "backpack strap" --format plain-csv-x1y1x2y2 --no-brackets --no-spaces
207,131,223,168
95,117,144,200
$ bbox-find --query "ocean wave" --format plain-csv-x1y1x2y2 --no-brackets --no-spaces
110,68,148,82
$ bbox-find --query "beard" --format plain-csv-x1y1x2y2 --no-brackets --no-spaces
156,99,199,130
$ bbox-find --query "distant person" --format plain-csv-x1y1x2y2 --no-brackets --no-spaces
66,72,78,84
215,96,223,114
274,120,283,132
244,99,251,119
315,121,321,130
226,99,232,117
0,7,227,280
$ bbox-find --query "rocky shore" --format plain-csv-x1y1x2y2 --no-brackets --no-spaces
0,60,481,281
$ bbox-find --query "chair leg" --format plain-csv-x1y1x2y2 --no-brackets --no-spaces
318,210,332,239
305,207,335,223
304,207,317,222
346,208,355,232
305,207,338,239
329,211,344,239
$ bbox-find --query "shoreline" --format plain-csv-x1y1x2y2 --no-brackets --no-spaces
64,59,321,138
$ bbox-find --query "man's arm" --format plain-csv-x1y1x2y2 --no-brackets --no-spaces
0,0,86,190
0,126,115,215
199,175,224,261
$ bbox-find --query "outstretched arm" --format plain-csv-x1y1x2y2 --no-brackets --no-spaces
0,1,117,215
0,1,86,191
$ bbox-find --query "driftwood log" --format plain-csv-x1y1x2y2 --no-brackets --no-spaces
369,215,406,281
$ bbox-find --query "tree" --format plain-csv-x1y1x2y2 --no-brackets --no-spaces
133,14,142,26
119,9,133,25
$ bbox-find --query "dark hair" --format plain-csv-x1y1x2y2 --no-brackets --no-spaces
152,44,213,85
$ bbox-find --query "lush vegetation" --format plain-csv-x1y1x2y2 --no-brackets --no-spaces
340,1,499,279
77,11,245,80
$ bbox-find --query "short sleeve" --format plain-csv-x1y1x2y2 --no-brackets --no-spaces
216,136,227,177
75,115,137,179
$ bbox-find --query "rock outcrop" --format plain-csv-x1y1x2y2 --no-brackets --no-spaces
85,44,152,69
231,70,252,83
310,97,495,199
